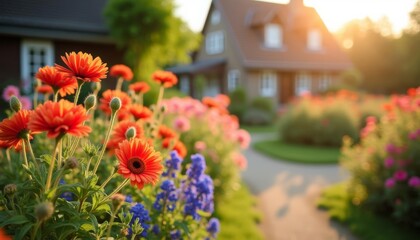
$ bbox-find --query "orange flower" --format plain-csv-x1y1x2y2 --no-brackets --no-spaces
0,228,12,240
0,110,37,150
99,90,132,120
116,139,163,189
158,125,177,139
55,51,108,82
110,64,133,81
162,138,187,158
152,70,178,88
36,85,54,95
36,66,77,97
130,104,152,120
108,120,144,149
29,100,91,138
202,97,219,108
129,82,150,94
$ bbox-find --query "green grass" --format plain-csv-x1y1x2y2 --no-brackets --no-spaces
240,124,277,133
216,182,264,240
318,183,420,240
253,140,340,164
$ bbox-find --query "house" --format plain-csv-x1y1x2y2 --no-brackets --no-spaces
0,0,124,94
169,0,352,105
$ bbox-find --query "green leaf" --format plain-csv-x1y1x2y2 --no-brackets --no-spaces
174,221,190,235
0,215,29,227
196,209,211,218
81,223,95,232
14,222,33,240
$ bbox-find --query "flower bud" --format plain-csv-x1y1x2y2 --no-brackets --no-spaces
121,228,129,236
111,193,126,209
125,127,136,140
84,94,97,111
34,79,41,88
160,105,166,113
91,82,101,92
110,97,121,112
9,96,22,112
64,157,79,169
35,201,54,222
3,183,17,195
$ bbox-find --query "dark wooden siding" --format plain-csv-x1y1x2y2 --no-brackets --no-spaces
0,36,21,87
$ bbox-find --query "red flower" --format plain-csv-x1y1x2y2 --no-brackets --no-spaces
152,70,178,88
162,138,187,158
108,120,144,149
116,139,163,189
129,82,150,94
202,97,219,108
99,90,132,119
36,85,54,95
110,64,133,81
36,66,77,97
130,104,152,120
158,125,177,139
55,51,108,82
0,110,37,150
0,228,12,240
29,100,91,138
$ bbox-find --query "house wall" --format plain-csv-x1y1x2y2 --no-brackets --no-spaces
0,36,21,86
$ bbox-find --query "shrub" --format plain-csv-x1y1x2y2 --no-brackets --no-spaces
242,97,275,125
228,88,247,122
341,88,420,227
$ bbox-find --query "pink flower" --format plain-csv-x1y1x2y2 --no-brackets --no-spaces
393,170,408,181
19,96,32,110
233,153,247,170
2,85,20,101
194,141,206,152
384,157,394,168
385,178,396,188
236,129,251,149
173,116,190,132
408,176,420,188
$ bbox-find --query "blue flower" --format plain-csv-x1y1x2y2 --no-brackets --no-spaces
125,195,133,203
129,203,151,237
206,218,220,238
58,179,73,201
162,151,183,178
153,180,178,212
170,229,181,240
186,154,206,181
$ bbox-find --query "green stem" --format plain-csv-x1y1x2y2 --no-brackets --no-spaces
21,140,31,181
92,111,118,175
45,138,61,193
116,77,124,91
98,179,130,206
156,85,164,109
138,93,143,106
53,91,59,102
6,148,12,172
106,204,122,239
25,137,36,161
33,90,38,108
85,156,94,177
56,140,63,170
74,81,85,105
31,221,41,240
100,171,117,190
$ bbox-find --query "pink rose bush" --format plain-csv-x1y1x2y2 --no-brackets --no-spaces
341,87,420,226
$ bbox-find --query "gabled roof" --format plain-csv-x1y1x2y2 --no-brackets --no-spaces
214,0,352,71
0,0,112,43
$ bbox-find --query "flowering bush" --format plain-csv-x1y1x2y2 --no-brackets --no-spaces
279,90,387,147
341,88,420,226
0,52,225,239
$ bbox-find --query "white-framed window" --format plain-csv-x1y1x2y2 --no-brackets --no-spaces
180,76,190,94
227,69,240,92
318,73,332,91
206,31,224,55
264,23,282,48
307,29,322,51
295,73,311,95
21,40,54,94
260,71,277,97
211,10,221,25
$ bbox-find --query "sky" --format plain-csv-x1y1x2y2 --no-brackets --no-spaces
174,0,418,34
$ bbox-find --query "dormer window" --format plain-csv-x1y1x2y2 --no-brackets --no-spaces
211,10,221,25
264,23,282,48
206,31,224,55
307,29,322,51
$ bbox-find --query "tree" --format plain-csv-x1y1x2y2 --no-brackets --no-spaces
104,0,200,80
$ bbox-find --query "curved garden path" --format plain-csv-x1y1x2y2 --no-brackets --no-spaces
242,133,358,240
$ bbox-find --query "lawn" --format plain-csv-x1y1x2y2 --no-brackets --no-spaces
216,182,264,240
318,183,420,240
253,140,340,164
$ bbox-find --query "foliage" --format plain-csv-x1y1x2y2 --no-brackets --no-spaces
318,183,420,240
279,90,387,147
228,88,247,122
341,88,420,227
104,0,200,80
254,140,340,164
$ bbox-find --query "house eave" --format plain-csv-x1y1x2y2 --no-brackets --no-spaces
243,60,352,71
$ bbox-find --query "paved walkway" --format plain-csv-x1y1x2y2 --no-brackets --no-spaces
242,133,358,240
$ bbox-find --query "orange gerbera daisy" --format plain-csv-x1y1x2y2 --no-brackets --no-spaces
29,100,91,138
129,82,150,94
202,97,219,109
162,138,187,158
36,66,77,97
0,110,37,150
152,70,178,88
36,85,54,95
116,139,163,189
108,120,144,149
130,104,152,120
110,64,133,81
158,125,177,139
99,90,132,120
55,51,108,82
